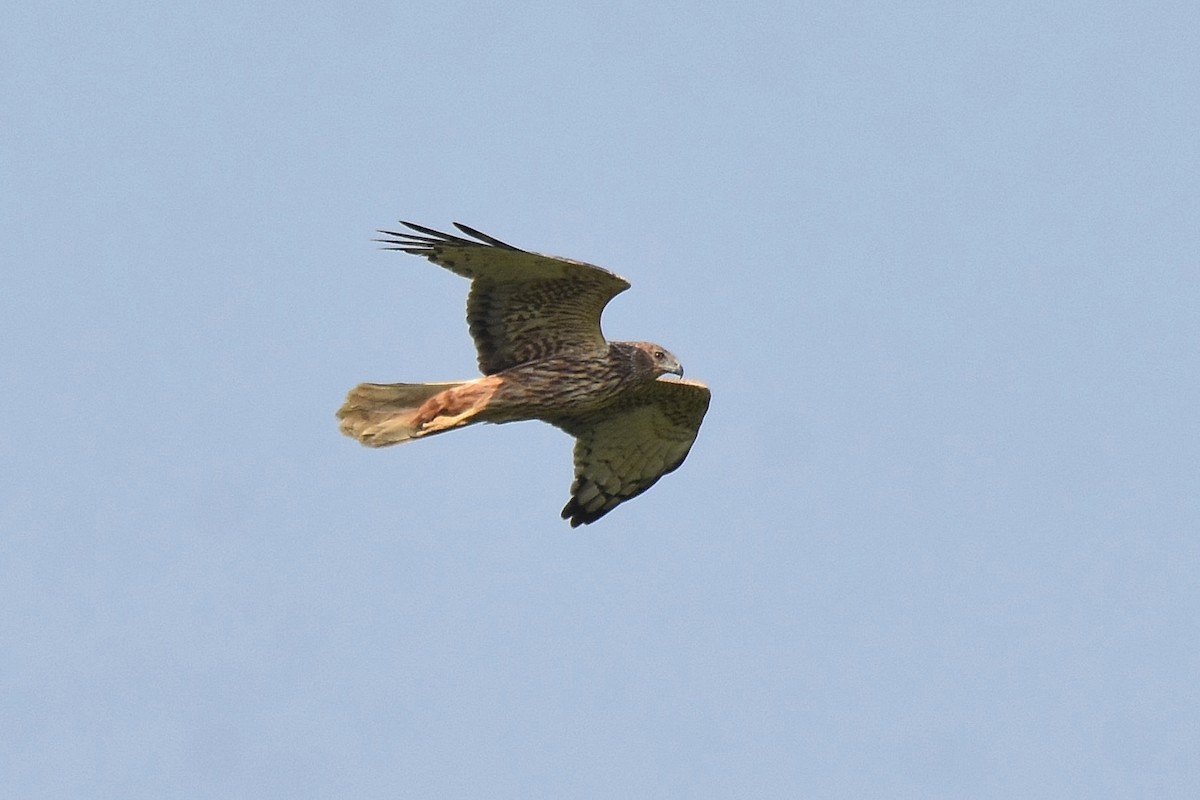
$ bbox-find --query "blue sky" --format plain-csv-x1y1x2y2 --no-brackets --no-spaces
3,2,1198,797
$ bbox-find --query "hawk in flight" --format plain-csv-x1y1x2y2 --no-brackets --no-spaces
337,221,711,526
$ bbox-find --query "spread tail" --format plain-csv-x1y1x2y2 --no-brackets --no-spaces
336,378,500,447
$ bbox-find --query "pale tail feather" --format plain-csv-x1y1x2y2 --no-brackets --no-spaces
337,381,464,447
336,378,501,447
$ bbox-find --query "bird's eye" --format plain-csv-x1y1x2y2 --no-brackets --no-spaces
654,350,665,360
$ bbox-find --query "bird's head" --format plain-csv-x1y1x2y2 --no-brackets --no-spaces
632,341,684,378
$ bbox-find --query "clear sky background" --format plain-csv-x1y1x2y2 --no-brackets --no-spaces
3,2,1198,798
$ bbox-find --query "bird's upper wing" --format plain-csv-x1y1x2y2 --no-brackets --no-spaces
553,378,711,527
377,222,632,375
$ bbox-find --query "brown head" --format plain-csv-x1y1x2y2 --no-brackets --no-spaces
624,341,684,379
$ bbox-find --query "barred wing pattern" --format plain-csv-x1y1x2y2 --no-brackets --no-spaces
377,222,631,375
554,378,711,527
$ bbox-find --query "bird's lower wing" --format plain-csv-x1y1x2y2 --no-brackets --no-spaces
553,379,711,527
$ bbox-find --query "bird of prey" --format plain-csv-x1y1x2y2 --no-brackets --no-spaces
337,221,711,527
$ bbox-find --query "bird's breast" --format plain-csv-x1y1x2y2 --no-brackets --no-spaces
485,354,639,420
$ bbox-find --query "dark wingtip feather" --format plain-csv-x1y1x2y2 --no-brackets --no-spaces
452,222,521,251
373,220,523,253
561,500,604,527
395,220,463,242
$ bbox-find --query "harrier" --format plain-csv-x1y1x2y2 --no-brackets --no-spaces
337,221,711,526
